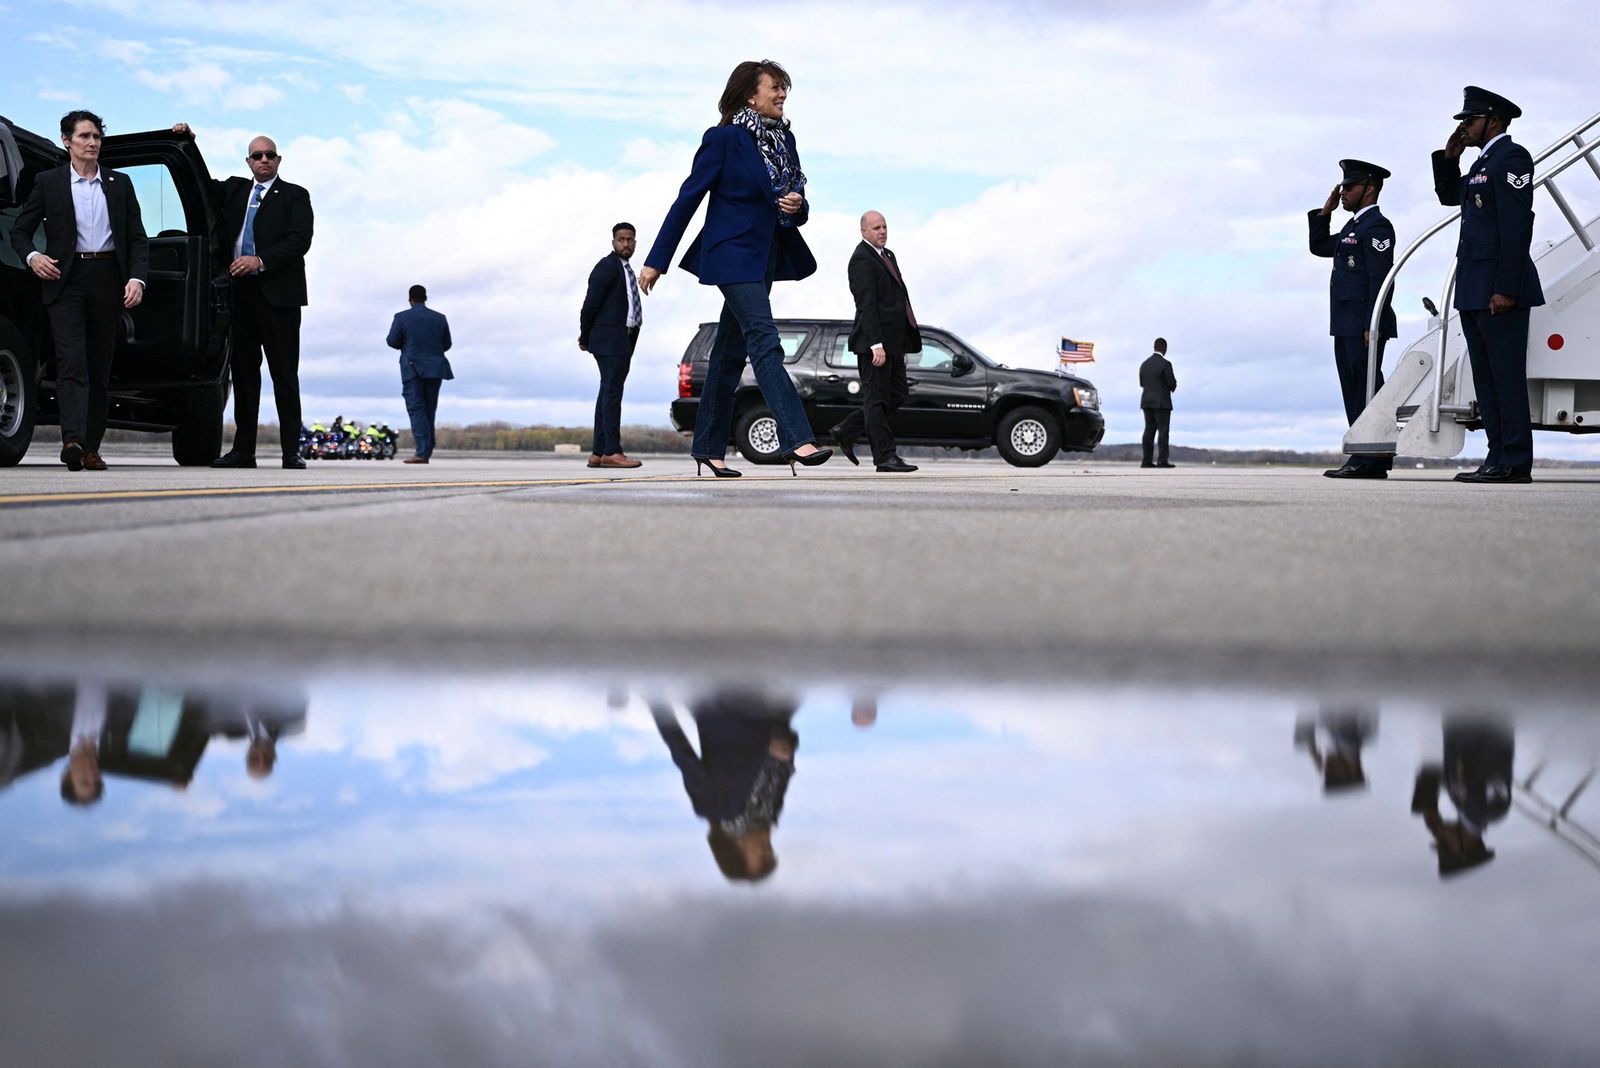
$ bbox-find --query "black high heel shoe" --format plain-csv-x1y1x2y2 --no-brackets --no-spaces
779,447,833,476
693,457,741,478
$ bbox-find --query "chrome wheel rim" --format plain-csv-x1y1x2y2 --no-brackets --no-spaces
749,415,781,456
1008,418,1049,456
0,349,23,439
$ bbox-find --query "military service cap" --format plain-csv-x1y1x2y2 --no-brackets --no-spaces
1338,159,1391,185
1453,85,1522,121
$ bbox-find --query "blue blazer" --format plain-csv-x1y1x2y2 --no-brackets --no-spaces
644,124,817,286
1308,206,1398,338
579,251,638,356
386,303,454,381
1432,137,1544,311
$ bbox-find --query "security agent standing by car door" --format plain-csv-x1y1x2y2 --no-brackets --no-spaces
1433,87,1544,484
832,210,917,473
1309,159,1397,479
10,109,149,472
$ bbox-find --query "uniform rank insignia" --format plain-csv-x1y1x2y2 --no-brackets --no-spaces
1371,238,1391,251
1341,235,1358,244
1347,256,1356,268
1507,172,1532,188
1474,194,1484,208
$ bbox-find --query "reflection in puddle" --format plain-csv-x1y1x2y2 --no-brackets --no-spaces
2,666,1597,1066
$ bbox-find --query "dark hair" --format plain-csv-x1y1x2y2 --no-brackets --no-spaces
707,827,778,882
718,60,791,126
408,284,427,302
1154,338,1167,352
60,110,105,138
612,222,636,237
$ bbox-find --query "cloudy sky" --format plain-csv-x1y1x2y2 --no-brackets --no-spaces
5,0,1597,456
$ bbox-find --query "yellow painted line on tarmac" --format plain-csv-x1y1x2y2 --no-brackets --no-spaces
0,468,1034,507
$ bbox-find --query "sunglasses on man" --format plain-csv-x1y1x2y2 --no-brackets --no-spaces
249,151,279,161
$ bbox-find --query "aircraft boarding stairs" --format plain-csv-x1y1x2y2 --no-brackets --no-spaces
1345,108,1600,461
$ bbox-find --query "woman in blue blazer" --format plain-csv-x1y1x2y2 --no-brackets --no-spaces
638,59,832,476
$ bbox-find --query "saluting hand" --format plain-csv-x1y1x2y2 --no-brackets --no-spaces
637,265,660,294
1320,185,1339,215
1443,126,1468,161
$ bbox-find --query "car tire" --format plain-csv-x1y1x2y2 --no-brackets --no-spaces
0,322,39,467
734,405,785,464
995,405,1061,467
171,378,229,466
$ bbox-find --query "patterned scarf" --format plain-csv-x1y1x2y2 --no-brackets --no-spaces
730,106,806,196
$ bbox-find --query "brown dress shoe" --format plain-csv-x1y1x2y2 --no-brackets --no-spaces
598,453,642,468
82,451,109,471
60,442,85,471
587,454,604,468
403,456,429,464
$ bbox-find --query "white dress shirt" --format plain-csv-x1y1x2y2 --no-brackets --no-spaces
233,175,278,263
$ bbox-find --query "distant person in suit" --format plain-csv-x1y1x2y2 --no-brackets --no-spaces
173,123,315,470
831,210,919,473
1411,716,1514,876
1293,707,1376,794
10,109,149,472
1138,339,1177,468
651,691,798,882
578,222,644,469
387,284,453,465
1309,158,1397,479
1434,87,1544,484
638,59,832,477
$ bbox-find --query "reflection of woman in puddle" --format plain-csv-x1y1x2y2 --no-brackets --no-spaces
650,692,798,883
1293,708,1375,794
1411,716,1514,877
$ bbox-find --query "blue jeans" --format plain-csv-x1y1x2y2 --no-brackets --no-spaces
401,376,442,458
691,262,815,460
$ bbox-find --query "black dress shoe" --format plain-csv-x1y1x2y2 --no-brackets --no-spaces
1324,466,1386,479
60,442,85,471
1140,461,1155,468
1453,465,1488,482
282,455,307,470
1475,465,1531,484
1155,461,1177,469
211,450,256,469
829,422,859,466
875,458,919,473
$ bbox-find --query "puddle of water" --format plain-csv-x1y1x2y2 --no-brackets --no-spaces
2,662,1596,1067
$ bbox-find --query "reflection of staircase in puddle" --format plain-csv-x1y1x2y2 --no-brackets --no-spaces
1515,760,1600,874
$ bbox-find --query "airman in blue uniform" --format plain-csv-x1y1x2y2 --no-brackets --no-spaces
1433,86,1544,484
1309,159,1397,478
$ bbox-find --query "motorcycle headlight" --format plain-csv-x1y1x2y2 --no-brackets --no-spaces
1073,386,1099,410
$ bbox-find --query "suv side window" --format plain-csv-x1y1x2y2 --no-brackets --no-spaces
825,334,858,369
118,163,192,236
910,337,959,371
779,329,808,364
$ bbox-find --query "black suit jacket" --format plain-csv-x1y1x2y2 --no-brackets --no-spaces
218,175,313,307
579,252,637,356
1139,353,1176,410
847,241,921,357
9,163,149,305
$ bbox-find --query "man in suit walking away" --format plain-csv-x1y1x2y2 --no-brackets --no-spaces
578,222,644,469
387,284,453,465
1309,158,1397,479
1433,87,1544,484
10,109,149,471
1139,339,1177,468
833,210,918,473
174,124,314,470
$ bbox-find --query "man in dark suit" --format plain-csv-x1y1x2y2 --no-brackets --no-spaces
174,125,314,470
1309,159,1397,479
10,109,148,471
1138,339,1177,468
1433,87,1544,484
578,222,644,469
833,210,918,473
386,284,453,465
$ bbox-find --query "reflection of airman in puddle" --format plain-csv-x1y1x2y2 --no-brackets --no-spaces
1411,717,1515,877
650,692,799,883
1293,708,1376,794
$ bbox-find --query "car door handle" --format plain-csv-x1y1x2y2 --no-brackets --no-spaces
907,377,920,385
824,374,844,382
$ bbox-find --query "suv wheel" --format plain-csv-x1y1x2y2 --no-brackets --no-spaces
735,405,785,464
172,379,229,466
0,323,38,467
996,405,1060,467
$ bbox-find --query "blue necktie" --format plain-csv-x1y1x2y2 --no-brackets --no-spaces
241,184,265,256
624,261,641,326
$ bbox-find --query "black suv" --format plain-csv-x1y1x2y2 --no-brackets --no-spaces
1,118,231,466
670,319,1104,466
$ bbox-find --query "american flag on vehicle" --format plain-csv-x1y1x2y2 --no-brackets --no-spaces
1057,338,1095,363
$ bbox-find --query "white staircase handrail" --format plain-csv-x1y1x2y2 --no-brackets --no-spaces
1360,109,1600,433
